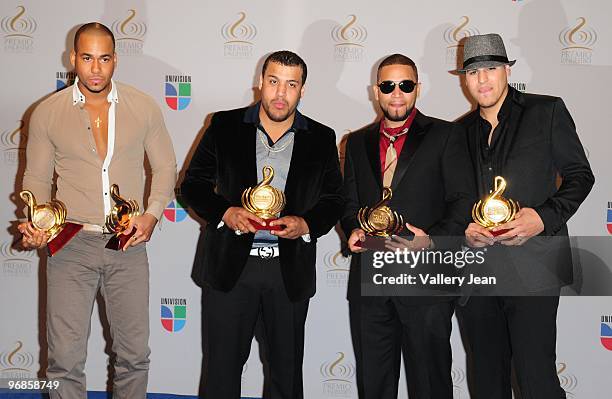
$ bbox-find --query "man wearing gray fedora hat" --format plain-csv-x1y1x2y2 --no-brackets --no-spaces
455,33,594,399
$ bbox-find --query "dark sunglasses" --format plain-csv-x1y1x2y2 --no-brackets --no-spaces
377,80,416,94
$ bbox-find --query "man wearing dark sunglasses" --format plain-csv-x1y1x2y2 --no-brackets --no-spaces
341,54,475,398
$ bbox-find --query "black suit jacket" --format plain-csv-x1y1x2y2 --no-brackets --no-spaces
181,106,343,302
459,87,594,291
341,111,477,303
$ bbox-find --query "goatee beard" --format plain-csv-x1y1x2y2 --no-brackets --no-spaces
262,101,296,123
382,106,413,123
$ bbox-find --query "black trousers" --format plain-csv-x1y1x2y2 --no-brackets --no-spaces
456,295,566,399
201,256,309,399
349,298,455,399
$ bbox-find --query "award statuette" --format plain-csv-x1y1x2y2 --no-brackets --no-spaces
241,166,286,231
356,187,403,249
105,184,140,250
20,190,82,256
472,176,520,236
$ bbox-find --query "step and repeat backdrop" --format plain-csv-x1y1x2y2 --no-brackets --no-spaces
1,0,611,398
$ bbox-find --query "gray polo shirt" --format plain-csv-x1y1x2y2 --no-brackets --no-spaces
244,102,308,248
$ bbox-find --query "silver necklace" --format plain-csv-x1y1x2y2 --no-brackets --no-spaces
258,130,295,153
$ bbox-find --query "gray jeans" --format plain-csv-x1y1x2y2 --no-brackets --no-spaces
46,230,150,399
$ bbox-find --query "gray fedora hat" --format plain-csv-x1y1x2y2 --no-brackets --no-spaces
457,33,516,73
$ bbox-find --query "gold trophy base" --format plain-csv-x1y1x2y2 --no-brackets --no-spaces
105,229,137,250
249,218,283,231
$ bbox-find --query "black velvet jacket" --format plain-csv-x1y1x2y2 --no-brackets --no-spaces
181,105,344,302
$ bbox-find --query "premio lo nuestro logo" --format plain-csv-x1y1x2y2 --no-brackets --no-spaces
606,202,612,235
324,250,350,288
2,6,36,53
320,352,355,397
601,315,612,351
1,120,26,166
443,16,480,66
161,297,187,333
452,365,467,398
56,71,76,91
0,341,35,379
1,241,34,278
111,9,146,56
163,199,188,222
222,12,257,59
557,362,578,398
165,75,191,111
560,17,597,65
332,15,367,62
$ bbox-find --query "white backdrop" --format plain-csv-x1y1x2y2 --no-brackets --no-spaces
1,1,611,398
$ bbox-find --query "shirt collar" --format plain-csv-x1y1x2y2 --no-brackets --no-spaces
72,76,119,106
243,101,308,131
379,107,418,136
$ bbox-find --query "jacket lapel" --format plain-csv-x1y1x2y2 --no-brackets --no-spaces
364,124,383,190
283,129,309,214
241,122,258,188
390,111,428,191
499,88,525,172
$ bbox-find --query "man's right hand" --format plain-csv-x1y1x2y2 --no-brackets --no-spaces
465,222,495,248
17,222,49,249
348,228,367,253
222,207,266,234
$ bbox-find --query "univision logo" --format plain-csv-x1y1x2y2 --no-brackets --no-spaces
161,297,187,333
1,120,26,166
332,15,367,62
443,16,480,66
222,12,256,59
165,75,191,111
1,241,34,278
1,6,36,53
0,341,35,379
560,17,597,65
320,352,355,397
163,199,188,223
509,82,527,92
56,71,76,91
112,9,146,56
601,315,612,351
607,202,612,235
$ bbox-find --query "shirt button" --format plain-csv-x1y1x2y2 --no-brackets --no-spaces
103,169,107,172
488,167,492,171
105,192,108,196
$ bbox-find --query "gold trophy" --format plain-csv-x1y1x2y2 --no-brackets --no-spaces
20,190,81,256
105,184,140,250
356,187,403,248
20,190,66,240
241,166,286,230
472,176,520,236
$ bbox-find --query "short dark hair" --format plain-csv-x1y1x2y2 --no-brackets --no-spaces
377,54,418,82
74,22,115,52
262,51,307,85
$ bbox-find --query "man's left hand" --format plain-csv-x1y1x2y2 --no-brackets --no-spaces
122,213,158,251
270,216,309,240
385,223,432,251
492,207,544,246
